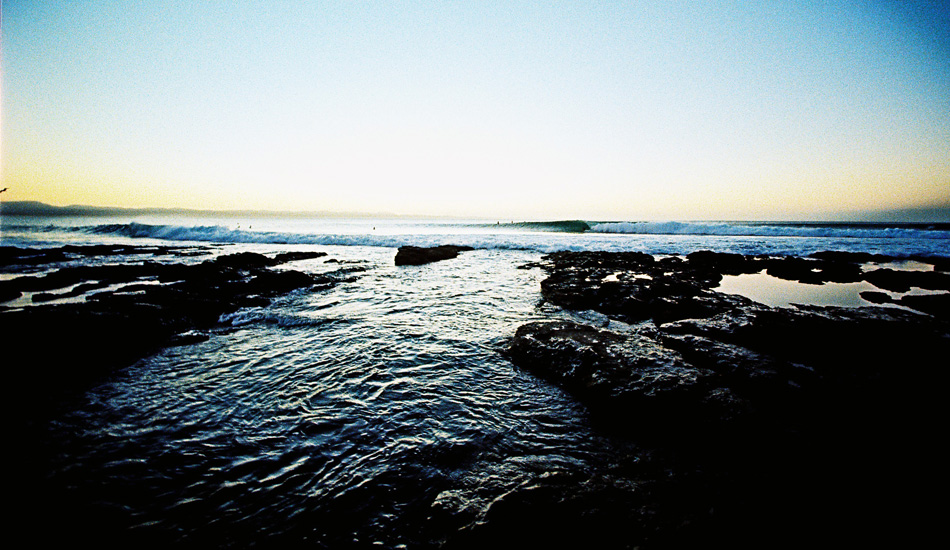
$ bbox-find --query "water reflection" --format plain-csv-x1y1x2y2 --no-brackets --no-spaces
715,270,931,309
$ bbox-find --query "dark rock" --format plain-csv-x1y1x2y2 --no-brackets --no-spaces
859,290,893,304
509,250,950,547
758,255,866,285
509,321,745,433
0,286,22,302
537,251,760,324
808,250,893,263
814,259,864,283
246,269,316,296
765,256,825,284
445,469,687,550
395,245,474,266
861,268,950,293
686,250,759,275
545,250,656,271
0,246,68,266
659,332,808,398
899,293,950,318
272,251,328,264
2,246,343,398
213,252,280,269
862,268,914,292
928,256,950,273
918,271,950,290
0,244,201,268
663,303,946,383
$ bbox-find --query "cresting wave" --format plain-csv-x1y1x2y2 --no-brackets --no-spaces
84,222,543,250
476,220,592,233
587,220,950,239
3,220,944,257
83,220,950,244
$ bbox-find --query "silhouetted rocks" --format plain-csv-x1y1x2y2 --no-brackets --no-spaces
899,292,950,318
273,251,328,263
510,322,711,426
535,250,950,320
395,245,474,266
507,250,949,547
808,250,893,264
859,290,893,304
862,267,950,292
2,246,339,397
212,251,280,269
538,251,759,324
0,244,203,269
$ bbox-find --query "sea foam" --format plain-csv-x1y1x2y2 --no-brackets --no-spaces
587,221,949,239
5,219,947,258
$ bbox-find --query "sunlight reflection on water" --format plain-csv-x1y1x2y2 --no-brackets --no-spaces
715,269,944,310
716,272,880,308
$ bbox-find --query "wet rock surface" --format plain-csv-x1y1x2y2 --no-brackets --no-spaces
505,250,949,547
1,246,339,397
537,249,950,322
395,245,474,266
6,245,947,547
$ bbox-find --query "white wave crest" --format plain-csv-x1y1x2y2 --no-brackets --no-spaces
588,221,949,239
219,307,332,328
66,220,950,258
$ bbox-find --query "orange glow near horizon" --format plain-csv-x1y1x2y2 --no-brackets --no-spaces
2,2,948,221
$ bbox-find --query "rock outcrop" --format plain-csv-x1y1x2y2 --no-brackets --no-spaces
395,245,474,266
1,246,340,397
504,250,950,547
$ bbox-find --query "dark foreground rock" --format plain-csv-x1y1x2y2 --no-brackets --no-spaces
538,250,950,321
2,247,339,399
395,245,474,266
504,250,949,548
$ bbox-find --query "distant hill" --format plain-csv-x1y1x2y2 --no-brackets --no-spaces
0,201,397,219
2,200,949,223
0,201,147,217
845,203,950,224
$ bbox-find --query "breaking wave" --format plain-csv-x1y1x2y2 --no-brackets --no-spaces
5,219,946,258
588,221,950,239
218,307,344,328
85,220,950,246
476,220,592,233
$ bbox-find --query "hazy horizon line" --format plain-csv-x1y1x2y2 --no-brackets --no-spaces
2,200,949,224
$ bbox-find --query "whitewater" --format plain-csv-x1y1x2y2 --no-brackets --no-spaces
3,216,949,257
4,214,948,547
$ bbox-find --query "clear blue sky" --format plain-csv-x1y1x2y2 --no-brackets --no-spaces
3,1,949,219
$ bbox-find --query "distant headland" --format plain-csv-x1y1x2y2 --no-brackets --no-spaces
0,201,401,219
1,200,949,224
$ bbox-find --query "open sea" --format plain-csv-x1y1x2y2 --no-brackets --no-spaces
3,215,949,547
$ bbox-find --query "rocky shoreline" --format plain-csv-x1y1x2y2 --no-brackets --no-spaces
1,245,343,399
4,245,948,547
496,250,949,548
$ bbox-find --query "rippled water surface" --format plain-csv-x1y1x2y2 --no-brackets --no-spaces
35,246,637,547
11,216,948,547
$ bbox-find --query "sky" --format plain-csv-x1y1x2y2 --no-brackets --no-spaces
2,0,949,220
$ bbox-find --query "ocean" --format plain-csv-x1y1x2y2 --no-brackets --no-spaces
4,215,949,256
3,215,949,547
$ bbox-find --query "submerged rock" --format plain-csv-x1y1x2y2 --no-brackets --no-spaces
395,245,474,266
